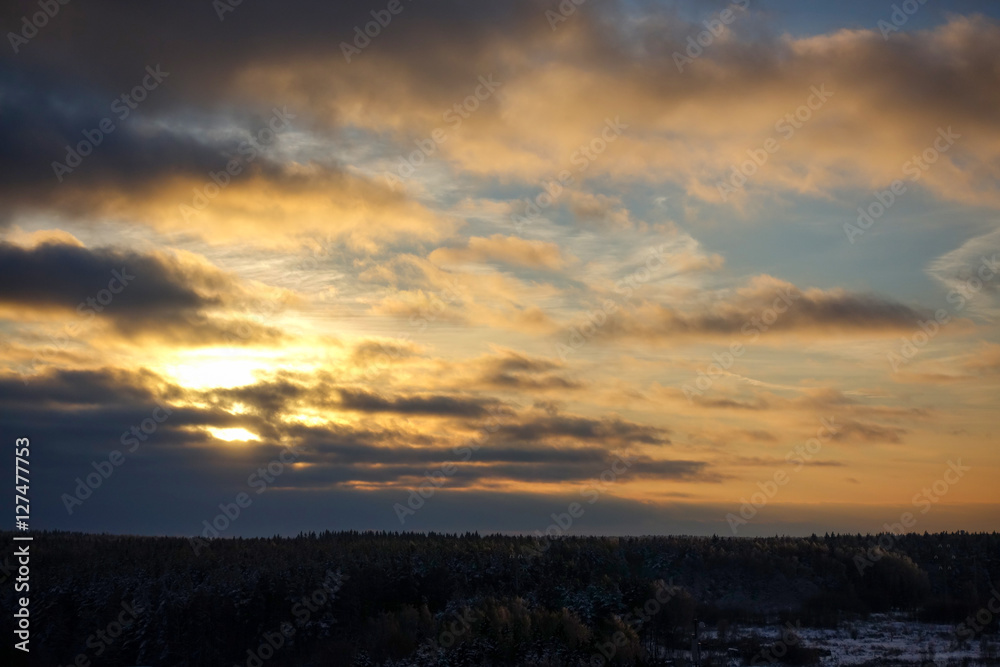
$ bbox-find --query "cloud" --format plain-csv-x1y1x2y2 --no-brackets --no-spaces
1,3,999,218
0,364,701,506
0,368,163,408
830,420,908,445
429,234,571,270
0,241,208,313
495,413,670,446
0,68,453,251
597,275,927,343
567,192,636,230
363,254,563,334
472,348,584,391
896,342,1000,384
644,383,923,450
337,388,501,417
222,10,1000,209
0,240,286,347
210,379,309,417
963,342,1000,375
286,424,710,487
926,227,1000,318
349,338,423,365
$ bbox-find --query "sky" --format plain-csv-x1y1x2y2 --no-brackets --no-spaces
1,0,998,539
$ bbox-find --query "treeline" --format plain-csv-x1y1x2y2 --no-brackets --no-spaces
0,531,997,666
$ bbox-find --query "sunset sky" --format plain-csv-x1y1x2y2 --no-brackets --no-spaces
2,0,999,538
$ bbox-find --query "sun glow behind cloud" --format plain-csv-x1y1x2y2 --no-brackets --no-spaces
164,355,268,390
160,345,337,391
207,427,261,442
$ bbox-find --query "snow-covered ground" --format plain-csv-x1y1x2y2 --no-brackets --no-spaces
703,613,1000,665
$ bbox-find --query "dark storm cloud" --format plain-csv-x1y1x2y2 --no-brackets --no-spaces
291,433,615,468
280,416,679,483
0,63,234,194
0,240,282,344
0,0,546,154
0,364,680,481
604,281,930,342
788,292,927,331
1,369,195,464
196,376,504,421
286,422,436,455
270,419,707,487
496,414,670,446
336,388,500,417
0,365,704,531
0,241,207,312
0,368,161,407
209,379,308,416
482,372,583,390
0,0,544,98
0,64,307,230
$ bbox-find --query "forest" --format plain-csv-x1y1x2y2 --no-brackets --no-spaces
1,531,998,666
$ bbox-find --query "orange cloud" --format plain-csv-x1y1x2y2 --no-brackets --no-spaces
429,234,572,270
